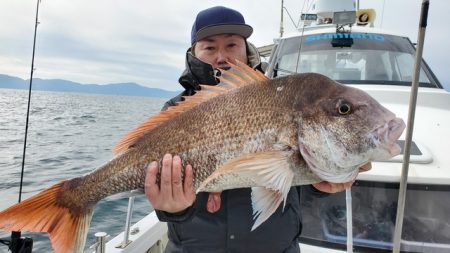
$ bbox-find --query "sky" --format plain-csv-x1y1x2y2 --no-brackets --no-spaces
0,0,449,91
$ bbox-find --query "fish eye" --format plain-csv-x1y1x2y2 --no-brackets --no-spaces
337,102,352,115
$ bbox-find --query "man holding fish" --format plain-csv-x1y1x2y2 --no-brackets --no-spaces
0,5,404,253
145,6,371,253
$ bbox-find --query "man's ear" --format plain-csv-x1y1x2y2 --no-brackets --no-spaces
191,43,196,56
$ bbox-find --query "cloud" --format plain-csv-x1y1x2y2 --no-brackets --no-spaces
0,0,448,90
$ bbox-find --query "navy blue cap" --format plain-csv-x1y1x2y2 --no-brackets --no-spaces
191,6,253,45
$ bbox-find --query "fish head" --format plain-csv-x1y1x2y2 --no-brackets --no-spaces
295,75,405,183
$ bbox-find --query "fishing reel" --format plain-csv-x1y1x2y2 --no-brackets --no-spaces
0,232,33,253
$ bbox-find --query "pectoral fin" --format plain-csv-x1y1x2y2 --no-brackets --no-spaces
197,150,295,230
251,187,283,230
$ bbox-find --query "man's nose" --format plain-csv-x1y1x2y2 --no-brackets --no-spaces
216,50,228,64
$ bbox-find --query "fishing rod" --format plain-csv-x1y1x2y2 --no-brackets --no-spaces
0,1,41,252
392,1,429,252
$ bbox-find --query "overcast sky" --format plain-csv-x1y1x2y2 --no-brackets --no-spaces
0,0,449,91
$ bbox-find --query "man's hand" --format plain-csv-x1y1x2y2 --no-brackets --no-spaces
312,162,372,193
145,154,196,213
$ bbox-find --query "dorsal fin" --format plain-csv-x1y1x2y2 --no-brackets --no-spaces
113,60,269,155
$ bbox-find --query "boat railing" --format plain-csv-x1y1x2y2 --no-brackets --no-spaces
91,193,168,253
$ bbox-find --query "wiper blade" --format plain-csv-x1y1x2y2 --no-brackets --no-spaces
274,67,297,75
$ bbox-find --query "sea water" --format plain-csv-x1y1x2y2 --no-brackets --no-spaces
0,88,167,252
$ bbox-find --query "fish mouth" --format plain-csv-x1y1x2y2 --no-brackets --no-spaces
371,117,406,156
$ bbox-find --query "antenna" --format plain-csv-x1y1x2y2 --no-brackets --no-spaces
392,1,430,252
280,0,284,37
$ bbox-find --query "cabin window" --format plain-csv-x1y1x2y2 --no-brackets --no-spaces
299,182,450,252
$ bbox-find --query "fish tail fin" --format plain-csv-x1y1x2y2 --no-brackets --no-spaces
0,182,94,253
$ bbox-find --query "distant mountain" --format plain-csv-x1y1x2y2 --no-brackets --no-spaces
0,74,181,98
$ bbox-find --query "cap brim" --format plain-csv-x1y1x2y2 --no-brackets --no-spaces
196,24,253,42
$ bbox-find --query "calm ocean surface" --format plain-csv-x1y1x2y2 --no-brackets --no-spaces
0,88,168,252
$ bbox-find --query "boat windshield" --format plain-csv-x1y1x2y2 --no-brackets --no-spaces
268,33,439,87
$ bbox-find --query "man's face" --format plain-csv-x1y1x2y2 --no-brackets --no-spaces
194,34,248,69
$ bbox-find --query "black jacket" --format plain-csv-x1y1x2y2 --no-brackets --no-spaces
156,43,326,253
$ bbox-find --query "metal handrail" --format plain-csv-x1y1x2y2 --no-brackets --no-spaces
93,232,107,253
122,196,135,247
345,188,353,253
114,190,141,249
